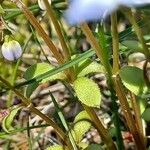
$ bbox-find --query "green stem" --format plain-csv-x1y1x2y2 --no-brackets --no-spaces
111,13,120,74
110,13,125,149
0,76,73,149
80,23,123,149
122,8,150,59
7,34,32,107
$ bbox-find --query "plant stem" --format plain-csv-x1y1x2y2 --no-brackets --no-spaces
113,75,146,150
110,13,125,149
80,23,124,149
0,76,73,149
111,13,120,74
130,92,145,144
43,0,70,61
7,34,32,107
83,105,116,150
11,0,64,64
122,8,150,59
80,23,112,75
43,0,75,82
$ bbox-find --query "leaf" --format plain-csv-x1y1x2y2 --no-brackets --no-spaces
16,49,95,88
26,82,39,98
2,105,22,133
72,111,91,143
121,40,142,51
141,108,150,122
84,144,102,150
78,61,104,77
24,63,66,83
74,77,101,107
119,66,148,95
73,77,101,107
47,145,68,150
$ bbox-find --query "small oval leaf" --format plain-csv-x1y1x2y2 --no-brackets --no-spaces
74,77,101,107
72,111,91,142
119,66,148,95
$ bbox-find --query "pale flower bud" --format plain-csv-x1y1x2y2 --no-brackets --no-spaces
1,40,22,61
38,0,51,10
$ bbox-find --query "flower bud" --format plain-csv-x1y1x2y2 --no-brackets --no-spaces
1,40,22,61
38,0,51,10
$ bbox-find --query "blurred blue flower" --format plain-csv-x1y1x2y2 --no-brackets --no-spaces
1,40,22,61
65,0,150,25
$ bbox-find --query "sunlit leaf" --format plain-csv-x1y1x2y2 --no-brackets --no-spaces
74,77,101,107
72,111,91,143
78,61,104,77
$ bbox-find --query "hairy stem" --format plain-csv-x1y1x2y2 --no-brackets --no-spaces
111,13,120,74
84,105,116,150
113,75,146,150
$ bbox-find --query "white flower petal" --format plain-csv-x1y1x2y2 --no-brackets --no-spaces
1,42,14,61
65,0,119,25
10,41,22,60
65,0,150,25
1,40,22,61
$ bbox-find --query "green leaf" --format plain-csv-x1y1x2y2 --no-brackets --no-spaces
24,63,66,83
78,61,104,77
47,145,68,150
15,49,95,88
121,40,142,51
119,66,148,95
84,144,102,150
0,5,5,14
141,108,150,122
2,105,22,133
26,82,39,98
74,77,101,107
72,111,91,143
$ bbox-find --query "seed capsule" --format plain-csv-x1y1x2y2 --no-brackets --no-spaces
1,40,22,61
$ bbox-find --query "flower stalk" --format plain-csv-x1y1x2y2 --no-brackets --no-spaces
11,0,64,64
